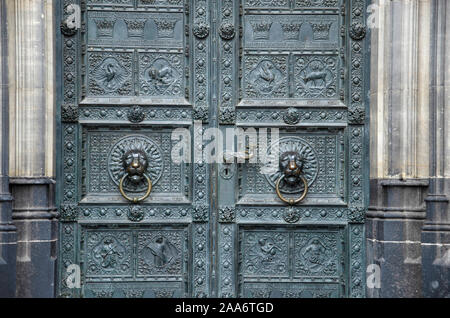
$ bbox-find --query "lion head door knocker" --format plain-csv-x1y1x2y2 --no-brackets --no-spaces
108,135,164,205
263,137,318,207
276,151,309,205
119,149,152,203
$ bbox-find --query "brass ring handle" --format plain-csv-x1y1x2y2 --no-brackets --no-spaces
275,175,309,205
119,173,152,203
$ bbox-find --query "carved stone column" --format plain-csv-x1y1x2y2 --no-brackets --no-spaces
6,0,57,297
367,0,431,297
0,0,17,298
421,0,450,298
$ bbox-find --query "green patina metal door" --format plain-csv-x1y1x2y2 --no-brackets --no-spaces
58,0,369,298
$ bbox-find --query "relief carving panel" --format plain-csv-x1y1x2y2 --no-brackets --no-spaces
87,0,134,6
243,282,340,298
239,130,344,204
88,52,133,96
138,52,184,97
82,129,185,199
244,15,339,48
239,227,344,297
294,55,339,99
138,0,184,7
85,231,133,278
243,55,288,99
294,232,340,277
137,229,185,277
242,231,289,277
87,12,184,47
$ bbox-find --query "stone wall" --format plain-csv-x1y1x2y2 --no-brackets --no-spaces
0,0,17,299
5,0,57,298
367,0,450,297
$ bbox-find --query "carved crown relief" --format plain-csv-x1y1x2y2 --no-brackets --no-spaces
94,18,117,38
250,19,273,40
124,19,147,38
280,20,303,40
310,21,333,40
153,18,179,38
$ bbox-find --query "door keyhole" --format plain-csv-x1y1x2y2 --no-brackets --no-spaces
221,164,233,179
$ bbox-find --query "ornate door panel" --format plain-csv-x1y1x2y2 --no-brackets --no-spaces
216,0,368,298
58,0,212,298
58,0,369,298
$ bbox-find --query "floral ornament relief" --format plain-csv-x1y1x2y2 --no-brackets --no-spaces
219,22,235,40
128,205,144,222
348,107,365,124
193,23,210,39
283,207,301,223
350,22,366,41
219,207,235,223
127,106,145,123
283,107,300,125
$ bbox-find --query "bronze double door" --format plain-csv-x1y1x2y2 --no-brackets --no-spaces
58,0,369,298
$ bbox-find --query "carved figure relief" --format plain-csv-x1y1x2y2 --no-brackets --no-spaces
295,56,338,98
137,230,183,276
244,56,287,98
294,233,338,276
86,232,132,277
243,232,288,276
263,137,318,194
143,237,178,267
140,54,183,96
108,135,163,193
94,237,124,270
